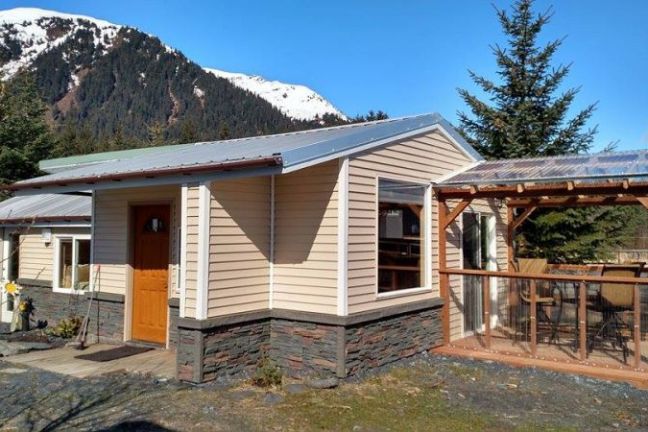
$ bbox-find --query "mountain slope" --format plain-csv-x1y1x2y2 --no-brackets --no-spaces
0,7,345,145
205,68,346,121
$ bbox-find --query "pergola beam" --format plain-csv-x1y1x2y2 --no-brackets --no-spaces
637,197,648,210
508,195,643,208
511,204,537,230
435,180,648,200
443,199,472,229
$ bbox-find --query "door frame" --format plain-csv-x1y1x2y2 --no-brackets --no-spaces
460,211,498,337
126,202,173,346
0,228,14,323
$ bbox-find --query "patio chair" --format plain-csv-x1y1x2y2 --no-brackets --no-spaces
589,264,644,363
510,258,563,345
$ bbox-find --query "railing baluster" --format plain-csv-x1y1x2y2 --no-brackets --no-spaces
634,284,641,369
483,275,491,349
579,281,587,361
530,279,537,356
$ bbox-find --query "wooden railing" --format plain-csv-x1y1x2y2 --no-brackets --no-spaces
439,268,647,368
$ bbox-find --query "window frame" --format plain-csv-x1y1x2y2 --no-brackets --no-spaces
375,175,432,299
52,234,91,294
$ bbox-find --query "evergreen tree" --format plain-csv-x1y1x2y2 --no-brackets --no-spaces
147,121,167,147
178,118,198,144
351,110,389,124
0,73,54,190
457,0,597,159
457,0,635,263
218,122,230,140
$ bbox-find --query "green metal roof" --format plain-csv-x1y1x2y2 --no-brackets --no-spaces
39,144,192,173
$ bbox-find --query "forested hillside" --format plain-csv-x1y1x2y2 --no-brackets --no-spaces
0,8,352,155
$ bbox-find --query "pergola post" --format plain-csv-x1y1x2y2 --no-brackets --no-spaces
438,197,473,345
507,206,514,269
438,199,450,345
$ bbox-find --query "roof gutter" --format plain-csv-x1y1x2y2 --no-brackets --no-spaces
0,216,91,225
8,156,283,191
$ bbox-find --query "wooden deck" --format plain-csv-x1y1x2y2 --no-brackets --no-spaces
436,328,648,388
6,344,176,379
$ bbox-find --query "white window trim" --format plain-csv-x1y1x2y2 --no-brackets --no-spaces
52,234,91,294
375,175,433,299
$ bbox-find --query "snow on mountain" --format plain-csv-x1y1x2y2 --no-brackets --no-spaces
206,68,346,121
0,7,121,77
0,7,345,122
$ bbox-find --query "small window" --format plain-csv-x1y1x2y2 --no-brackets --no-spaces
378,179,427,293
55,237,91,292
144,217,166,233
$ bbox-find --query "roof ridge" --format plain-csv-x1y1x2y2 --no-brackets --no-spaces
193,112,438,146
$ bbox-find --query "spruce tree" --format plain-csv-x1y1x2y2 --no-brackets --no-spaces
458,0,597,159
457,0,637,263
0,73,53,189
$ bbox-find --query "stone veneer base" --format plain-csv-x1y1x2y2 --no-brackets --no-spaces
176,299,444,383
18,280,181,348
18,280,125,344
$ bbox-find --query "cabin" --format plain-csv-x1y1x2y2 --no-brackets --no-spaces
9,113,648,384
0,193,91,327
9,114,501,381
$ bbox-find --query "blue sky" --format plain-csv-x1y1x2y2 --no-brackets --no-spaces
4,0,648,152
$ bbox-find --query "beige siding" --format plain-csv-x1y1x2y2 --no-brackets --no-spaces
347,130,492,315
273,161,339,314
184,186,199,318
206,177,270,317
17,227,90,283
93,186,180,297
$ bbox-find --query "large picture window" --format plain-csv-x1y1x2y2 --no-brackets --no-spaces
378,179,428,294
54,236,91,292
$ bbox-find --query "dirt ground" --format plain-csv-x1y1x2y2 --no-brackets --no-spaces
0,353,647,431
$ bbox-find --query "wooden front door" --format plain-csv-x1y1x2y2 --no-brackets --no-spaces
132,205,170,344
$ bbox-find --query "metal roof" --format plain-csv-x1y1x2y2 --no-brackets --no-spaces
16,113,480,190
39,145,194,174
0,194,91,225
440,149,648,186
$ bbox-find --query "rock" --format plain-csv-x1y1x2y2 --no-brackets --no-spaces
263,392,284,406
0,367,27,374
227,389,256,401
284,383,308,394
307,377,339,389
0,340,51,357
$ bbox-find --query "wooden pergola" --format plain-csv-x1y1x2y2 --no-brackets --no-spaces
434,176,648,368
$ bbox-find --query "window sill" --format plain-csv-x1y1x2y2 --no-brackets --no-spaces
376,286,432,300
52,287,86,295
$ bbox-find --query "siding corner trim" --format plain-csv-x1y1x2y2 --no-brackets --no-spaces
337,158,349,316
195,181,211,320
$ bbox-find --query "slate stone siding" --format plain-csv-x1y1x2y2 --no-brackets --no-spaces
177,319,270,383
176,328,200,382
176,302,444,383
270,319,339,378
345,306,443,376
168,300,180,349
201,320,270,382
18,282,125,344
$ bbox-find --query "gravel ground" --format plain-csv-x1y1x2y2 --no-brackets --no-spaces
0,353,647,431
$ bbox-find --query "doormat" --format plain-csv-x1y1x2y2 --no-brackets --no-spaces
75,345,153,362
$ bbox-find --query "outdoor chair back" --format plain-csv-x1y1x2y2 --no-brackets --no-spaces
600,264,643,308
517,258,548,275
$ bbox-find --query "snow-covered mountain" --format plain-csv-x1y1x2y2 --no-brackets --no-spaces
206,68,346,121
0,7,344,121
0,8,121,78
